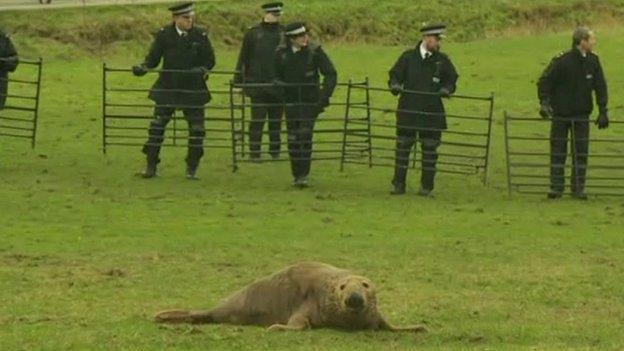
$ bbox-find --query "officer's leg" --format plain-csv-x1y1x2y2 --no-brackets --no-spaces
249,96,267,159
571,119,590,195
299,114,317,178
183,107,206,177
267,96,284,158
420,130,442,192
392,126,416,190
549,119,569,194
142,106,174,176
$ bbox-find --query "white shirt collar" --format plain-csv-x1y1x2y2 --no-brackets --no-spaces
291,46,302,53
420,42,432,59
175,25,187,37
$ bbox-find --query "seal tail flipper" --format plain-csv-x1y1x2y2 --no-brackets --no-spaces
154,309,215,324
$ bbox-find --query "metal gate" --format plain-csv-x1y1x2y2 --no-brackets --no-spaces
341,84,494,184
229,79,372,172
102,64,237,155
0,57,43,148
504,112,624,196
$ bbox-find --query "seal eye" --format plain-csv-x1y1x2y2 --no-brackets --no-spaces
340,284,346,291
362,282,369,289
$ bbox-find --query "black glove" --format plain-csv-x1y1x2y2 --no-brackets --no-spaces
438,87,451,98
192,66,209,75
389,83,402,96
132,64,148,77
319,92,330,108
539,102,553,119
596,112,609,129
233,73,243,85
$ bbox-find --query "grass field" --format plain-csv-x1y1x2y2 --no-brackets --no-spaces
1,9,624,351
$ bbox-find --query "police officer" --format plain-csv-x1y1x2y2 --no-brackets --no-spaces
0,29,19,111
388,24,458,196
538,26,609,200
274,22,337,188
235,2,285,161
132,2,216,179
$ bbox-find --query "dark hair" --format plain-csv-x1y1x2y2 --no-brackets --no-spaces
572,27,592,46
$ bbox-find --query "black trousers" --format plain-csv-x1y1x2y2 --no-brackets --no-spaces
550,118,589,193
392,128,442,190
249,94,283,157
142,106,205,168
285,106,318,179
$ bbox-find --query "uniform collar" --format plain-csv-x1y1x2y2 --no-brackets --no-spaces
175,25,188,37
291,45,306,53
573,47,589,59
419,42,433,59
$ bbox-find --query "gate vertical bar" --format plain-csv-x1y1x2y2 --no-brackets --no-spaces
31,57,43,149
503,111,512,196
340,79,353,172
172,111,178,146
240,84,247,158
364,77,373,168
229,80,238,172
102,63,107,154
483,92,495,184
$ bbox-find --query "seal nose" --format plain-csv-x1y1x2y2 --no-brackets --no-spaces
345,292,364,309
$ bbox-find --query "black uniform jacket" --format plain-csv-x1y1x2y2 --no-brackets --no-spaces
235,21,283,97
142,24,216,107
388,42,458,130
0,30,19,110
538,47,608,118
274,42,337,107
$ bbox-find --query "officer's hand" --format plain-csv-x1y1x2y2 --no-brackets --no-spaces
596,112,609,129
389,83,402,96
439,87,451,98
233,74,243,85
539,102,553,119
132,64,148,77
320,95,330,108
192,66,209,76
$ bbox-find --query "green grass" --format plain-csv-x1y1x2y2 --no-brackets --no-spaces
3,0,624,48
1,21,624,351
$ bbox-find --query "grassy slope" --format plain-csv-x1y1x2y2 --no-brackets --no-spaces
2,0,624,47
1,3,624,351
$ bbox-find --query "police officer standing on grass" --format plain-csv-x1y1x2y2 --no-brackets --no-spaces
388,24,458,196
235,2,285,161
0,29,19,111
274,22,337,188
132,2,215,180
538,26,609,200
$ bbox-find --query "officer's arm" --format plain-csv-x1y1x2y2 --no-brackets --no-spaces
537,57,559,105
274,50,284,83
234,30,253,83
441,57,459,94
593,57,608,114
388,52,408,89
199,32,216,71
317,47,337,98
143,30,165,69
0,34,19,72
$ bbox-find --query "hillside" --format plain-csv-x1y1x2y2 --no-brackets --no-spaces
1,0,623,52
